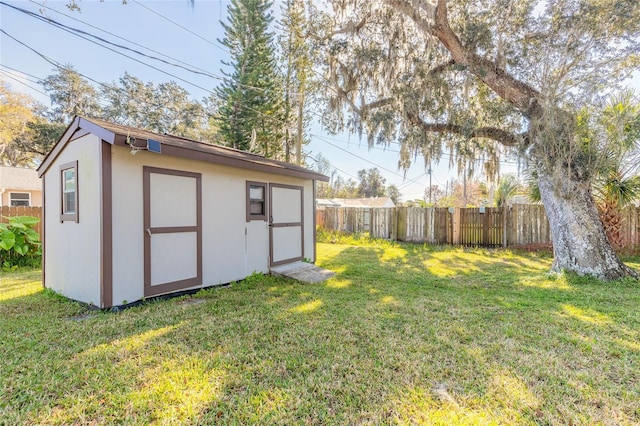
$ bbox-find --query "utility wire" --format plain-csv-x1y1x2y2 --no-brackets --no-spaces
0,31,214,121
0,36,296,146
312,131,519,166
0,2,217,94
1,2,294,122
0,67,42,86
26,0,220,80
0,69,49,97
131,0,228,53
311,133,428,187
1,30,285,132
308,68,521,171
0,63,42,82
305,153,359,180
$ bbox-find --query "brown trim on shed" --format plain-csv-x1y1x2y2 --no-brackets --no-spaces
100,142,113,308
143,166,202,298
246,181,268,222
269,183,304,267
39,116,328,182
38,116,80,177
42,173,46,289
38,117,116,177
150,226,199,234
155,143,326,182
69,129,91,142
312,179,317,263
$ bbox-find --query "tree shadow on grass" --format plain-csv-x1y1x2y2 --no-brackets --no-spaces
295,244,640,424
2,248,639,424
0,278,236,424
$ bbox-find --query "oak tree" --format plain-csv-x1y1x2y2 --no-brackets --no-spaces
313,0,640,279
41,64,101,123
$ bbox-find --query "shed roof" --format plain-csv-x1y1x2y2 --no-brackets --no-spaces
37,116,329,181
0,166,40,190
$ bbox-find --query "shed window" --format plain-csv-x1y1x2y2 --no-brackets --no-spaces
10,192,30,207
246,181,267,221
60,161,78,222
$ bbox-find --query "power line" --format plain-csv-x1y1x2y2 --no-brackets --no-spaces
131,0,228,53
3,1,296,117
1,36,299,141
304,153,359,180
311,133,429,187
0,69,48,97
0,2,217,94
0,63,42,82
0,32,214,121
26,0,220,80
2,1,310,131
1,30,288,134
310,116,520,166
0,67,41,86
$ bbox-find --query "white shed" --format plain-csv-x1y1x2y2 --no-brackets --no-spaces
37,116,328,308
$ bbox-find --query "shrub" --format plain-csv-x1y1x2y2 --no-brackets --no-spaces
0,216,41,270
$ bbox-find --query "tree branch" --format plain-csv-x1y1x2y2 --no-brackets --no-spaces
387,0,542,118
406,112,524,146
428,59,456,77
382,0,437,36
361,97,394,113
331,13,370,36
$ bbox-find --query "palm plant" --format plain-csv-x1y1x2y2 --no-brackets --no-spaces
494,174,520,207
524,91,640,251
592,91,640,250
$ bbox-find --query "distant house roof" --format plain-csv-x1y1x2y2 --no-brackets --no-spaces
316,198,342,207
0,166,40,191
37,116,329,182
318,197,395,208
509,195,540,205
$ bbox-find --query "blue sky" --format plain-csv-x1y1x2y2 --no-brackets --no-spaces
0,1,635,201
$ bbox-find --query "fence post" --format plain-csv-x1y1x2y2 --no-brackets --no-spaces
482,209,489,246
390,207,398,241
451,208,459,244
502,204,508,247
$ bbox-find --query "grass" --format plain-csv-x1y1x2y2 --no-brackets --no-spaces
1,241,639,425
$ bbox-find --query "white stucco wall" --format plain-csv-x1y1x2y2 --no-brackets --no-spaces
110,145,316,305
43,134,102,306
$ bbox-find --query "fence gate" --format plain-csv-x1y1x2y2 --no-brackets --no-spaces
433,208,452,244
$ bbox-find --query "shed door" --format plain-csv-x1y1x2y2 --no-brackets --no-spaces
143,166,202,297
269,184,304,267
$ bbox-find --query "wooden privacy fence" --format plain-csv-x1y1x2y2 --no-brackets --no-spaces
317,205,640,249
0,206,43,236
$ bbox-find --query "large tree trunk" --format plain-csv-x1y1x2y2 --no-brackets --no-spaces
598,202,628,252
537,170,637,280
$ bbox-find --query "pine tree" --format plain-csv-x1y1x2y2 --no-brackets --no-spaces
278,0,312,164
215,0,283,157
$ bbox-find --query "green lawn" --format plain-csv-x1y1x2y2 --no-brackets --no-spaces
1,240,639,425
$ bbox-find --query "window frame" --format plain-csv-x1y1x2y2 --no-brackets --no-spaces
9,192,30,207
60,161,78,223
246,181,267,222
